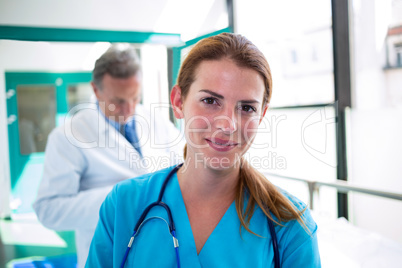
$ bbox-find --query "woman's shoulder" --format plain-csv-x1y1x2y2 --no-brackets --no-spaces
113,165,178,195
278,187,308,211
100,165,180,219
276,187,317,234
274,188,321,266
99,165,179,220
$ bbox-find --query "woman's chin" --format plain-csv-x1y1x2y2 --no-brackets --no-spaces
196,154,242,171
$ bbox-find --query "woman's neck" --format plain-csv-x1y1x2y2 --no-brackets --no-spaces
177,156,239,204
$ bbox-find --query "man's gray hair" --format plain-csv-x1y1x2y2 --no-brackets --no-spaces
92,43,141,89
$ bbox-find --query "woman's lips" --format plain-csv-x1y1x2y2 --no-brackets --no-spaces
205,138,238,152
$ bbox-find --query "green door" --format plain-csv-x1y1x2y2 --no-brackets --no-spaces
6,72,92,214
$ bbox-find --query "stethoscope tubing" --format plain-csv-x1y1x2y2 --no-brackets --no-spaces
120,163,280,268
268,215,280,268
120,165,182,268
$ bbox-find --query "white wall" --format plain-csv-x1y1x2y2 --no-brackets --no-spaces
0,67,11,218
385,69,402,106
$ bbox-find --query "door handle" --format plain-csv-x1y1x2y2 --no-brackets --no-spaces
7,114,17,125
6,89,15,99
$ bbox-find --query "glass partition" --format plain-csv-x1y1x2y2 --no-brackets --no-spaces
17,85,56,154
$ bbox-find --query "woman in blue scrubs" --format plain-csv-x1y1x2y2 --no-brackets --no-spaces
86,33,321,267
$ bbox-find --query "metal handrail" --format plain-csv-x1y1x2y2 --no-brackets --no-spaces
262,172,402,210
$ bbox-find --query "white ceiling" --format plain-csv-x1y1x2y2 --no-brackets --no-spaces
0,0,229,41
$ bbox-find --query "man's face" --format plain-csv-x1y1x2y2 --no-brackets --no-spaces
93,73,142,124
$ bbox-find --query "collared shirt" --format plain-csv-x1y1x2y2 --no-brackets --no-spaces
97,103,142,157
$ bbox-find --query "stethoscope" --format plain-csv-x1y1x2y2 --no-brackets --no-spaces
120,163,281,268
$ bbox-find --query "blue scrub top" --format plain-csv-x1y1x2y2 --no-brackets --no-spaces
86,166,321,267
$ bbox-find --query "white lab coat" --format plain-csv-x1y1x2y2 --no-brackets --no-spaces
33,103,184,268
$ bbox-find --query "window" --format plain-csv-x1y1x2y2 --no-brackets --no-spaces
235,0,337,219
350,0,402,243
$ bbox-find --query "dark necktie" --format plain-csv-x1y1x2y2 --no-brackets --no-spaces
120,122,142,158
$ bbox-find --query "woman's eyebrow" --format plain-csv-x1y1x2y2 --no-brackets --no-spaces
199,89,261,104
240,100,260,104
199,89,224,99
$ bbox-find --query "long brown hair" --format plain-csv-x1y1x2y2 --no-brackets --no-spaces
177,33,307,234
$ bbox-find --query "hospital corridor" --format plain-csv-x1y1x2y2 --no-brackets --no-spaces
1,0,402,267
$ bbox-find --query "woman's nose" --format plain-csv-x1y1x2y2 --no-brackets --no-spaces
214,110,238,134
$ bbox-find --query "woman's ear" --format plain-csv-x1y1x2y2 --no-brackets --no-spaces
259,104,269,124
170,85,184,119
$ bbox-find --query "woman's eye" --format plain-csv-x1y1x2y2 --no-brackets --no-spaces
202,97,218,105
241,105,256,113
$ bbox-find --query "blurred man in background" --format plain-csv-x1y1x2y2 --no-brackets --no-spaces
33,44,184,267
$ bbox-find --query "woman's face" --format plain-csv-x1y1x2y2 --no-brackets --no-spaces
172,59,267,170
